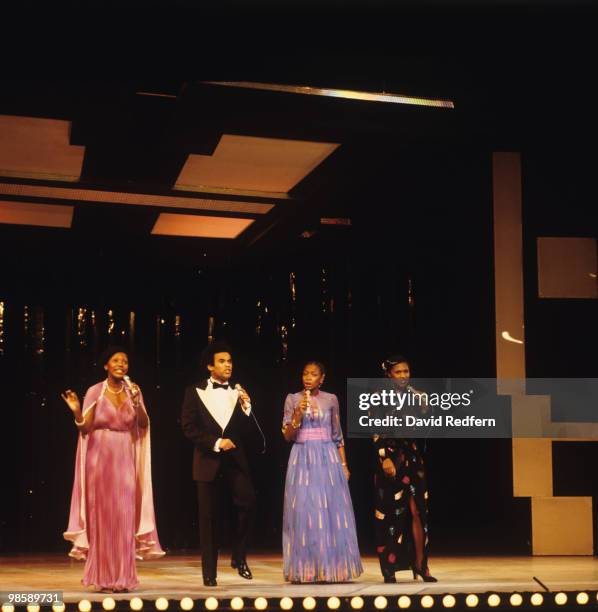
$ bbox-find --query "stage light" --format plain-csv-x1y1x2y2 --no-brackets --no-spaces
577,593,589,605
52,604,65,612
202,81,455,109
79,600,92,612
205,598,218,611
530,594,543,606
398,596,411,609
350,597,364,610
102,598,116,611
130,598,144,611
465,595,478,608
421,596,434,609
303,597,316,611
442,596,456,608
554,593,567,606
156,598,170,610
254,598,268,611
26,605,40,612
374,596,388,609
509,594,523,607
327,597,341,610
231,598,244,611
280,598,294,610
487,595,501,608
180,598,194,611
2,606,15,612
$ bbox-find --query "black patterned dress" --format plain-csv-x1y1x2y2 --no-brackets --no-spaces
373,433,430,577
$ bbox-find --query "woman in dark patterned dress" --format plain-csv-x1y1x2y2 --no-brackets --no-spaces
373,355,437,583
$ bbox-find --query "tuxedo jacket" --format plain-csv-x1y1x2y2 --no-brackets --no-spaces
181,379,258,482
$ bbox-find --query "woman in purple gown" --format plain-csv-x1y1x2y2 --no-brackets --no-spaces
62,347,164,592
281,362,363,583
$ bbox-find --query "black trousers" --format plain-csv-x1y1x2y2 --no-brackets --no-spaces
196,456,256,579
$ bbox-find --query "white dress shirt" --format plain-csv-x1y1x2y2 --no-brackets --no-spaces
196,378,251,452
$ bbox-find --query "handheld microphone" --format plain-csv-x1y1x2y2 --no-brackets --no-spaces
234,383,247,408
123,375,138,396
305,388,311,419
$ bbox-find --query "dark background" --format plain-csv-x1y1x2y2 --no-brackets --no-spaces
1,4,597,559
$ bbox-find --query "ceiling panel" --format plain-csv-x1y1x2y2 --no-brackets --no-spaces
175,134,339,194
151,213,254,239
0,200,73,228
0,115,85,182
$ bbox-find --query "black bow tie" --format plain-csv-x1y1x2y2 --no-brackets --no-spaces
212,382,230,390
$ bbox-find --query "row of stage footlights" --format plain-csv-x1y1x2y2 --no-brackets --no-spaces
2,592,598,611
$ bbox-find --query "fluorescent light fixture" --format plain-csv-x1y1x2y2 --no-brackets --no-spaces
151,213,254,239
0,200,73,228
202,81,454,109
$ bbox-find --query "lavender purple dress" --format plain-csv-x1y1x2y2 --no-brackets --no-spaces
282,390,363,583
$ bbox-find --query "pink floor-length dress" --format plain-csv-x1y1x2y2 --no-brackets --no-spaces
64,381,164,591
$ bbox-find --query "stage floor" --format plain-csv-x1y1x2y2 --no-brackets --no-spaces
1,553,598,602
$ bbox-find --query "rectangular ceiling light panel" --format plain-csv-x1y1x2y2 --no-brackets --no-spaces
151,213,254,239
0,115,85,182
0,200,73,228
175,134,339,194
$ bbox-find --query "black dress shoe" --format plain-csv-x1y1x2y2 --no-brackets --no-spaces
383,575,397,583
203,577,217,587
231,560,253,580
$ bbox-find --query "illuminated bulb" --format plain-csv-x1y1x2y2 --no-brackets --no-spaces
350,597,364,610
156,598,169,611
303,598,316,611
26,606,40,612
421,596,434,609
130,598,144,611
374,597,388,609
487,595,501,608
442,596,456,608
180,598,194,611
530,594,543,606
2,606,15,612
327,598,341,610
280,598,294,610
577,593,589,605
52,604,66,612
254,598,268,611
205,599,218,611
102,598,116,611
398,596,412,609
79,600,92,612
231,598,244,611
465,595,478,608
555,593,567,606
510,594,523,607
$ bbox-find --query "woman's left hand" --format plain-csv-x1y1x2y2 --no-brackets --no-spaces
342,464,350,481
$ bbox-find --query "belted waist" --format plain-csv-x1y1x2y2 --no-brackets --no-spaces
296,427,331,443
96,428,130,433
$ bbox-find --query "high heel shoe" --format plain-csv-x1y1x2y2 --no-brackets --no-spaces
412,565,438,582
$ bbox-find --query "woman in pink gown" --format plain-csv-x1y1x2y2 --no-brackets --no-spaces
62,347,164,592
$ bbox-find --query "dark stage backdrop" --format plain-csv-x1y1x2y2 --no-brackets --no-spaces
1,150,533,558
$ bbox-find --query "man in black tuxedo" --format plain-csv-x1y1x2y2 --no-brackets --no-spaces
181,341,258,587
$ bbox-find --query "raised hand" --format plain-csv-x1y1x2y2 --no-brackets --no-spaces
61,390,81,414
